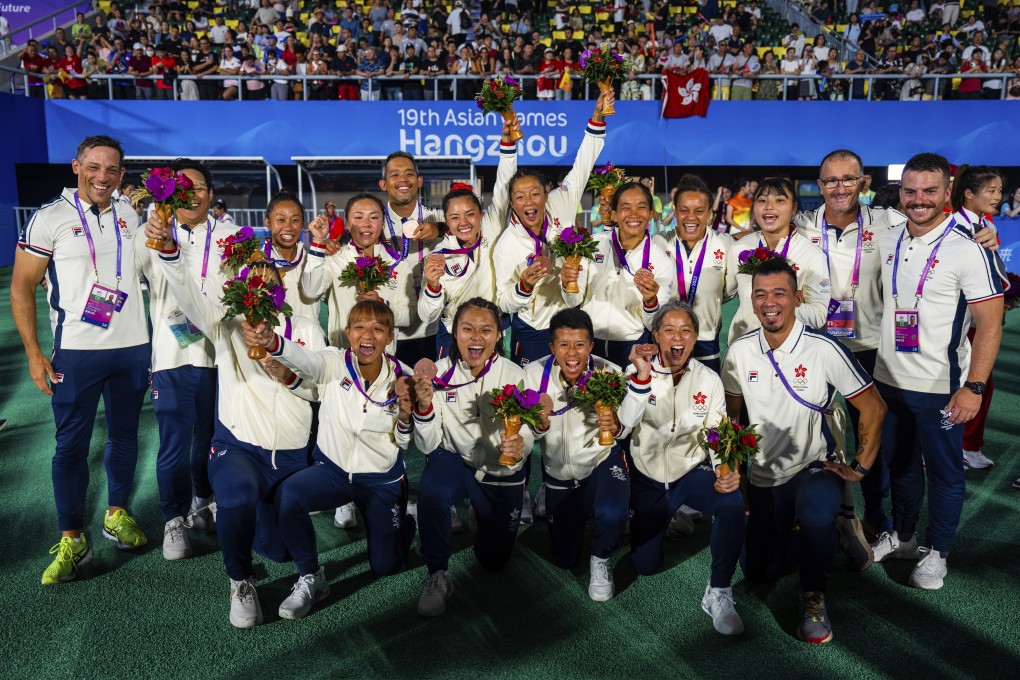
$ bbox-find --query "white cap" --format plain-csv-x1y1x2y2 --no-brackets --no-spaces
133,42,144,50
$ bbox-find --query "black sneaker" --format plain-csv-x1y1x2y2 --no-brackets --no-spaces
797,591,833,644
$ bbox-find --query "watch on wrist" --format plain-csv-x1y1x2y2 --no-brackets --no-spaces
849,460,870,476
963,380,987,395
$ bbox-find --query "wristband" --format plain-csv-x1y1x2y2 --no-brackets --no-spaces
849,459,870,476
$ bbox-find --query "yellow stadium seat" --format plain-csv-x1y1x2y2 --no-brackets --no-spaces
97,1,111,12
213,6,223,14
296,31,308,44
670,6,682,14
541,38,551,47
187,1,198,8
835,24,848,34
332,25,341,34
580,6,592,14
553,30,566,40
595,12,608,21
502,23,510,33
601,24,614,34
684,6,697,14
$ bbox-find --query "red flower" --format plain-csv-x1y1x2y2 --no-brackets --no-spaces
741,434,757,448
249,275,264,288
503,385,514,396
243,293,254,308
754,247,771,261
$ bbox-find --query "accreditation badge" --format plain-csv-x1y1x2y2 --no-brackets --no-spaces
894,309,920,352
826,299,856,339
81,283,123,329
165,307,205,348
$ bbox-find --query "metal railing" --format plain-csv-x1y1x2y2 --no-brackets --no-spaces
2,65,1016,102
0,1,91,56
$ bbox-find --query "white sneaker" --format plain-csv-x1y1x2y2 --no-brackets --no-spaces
534,483,547,519
588,556,615,601
962,450,994,470
701,582,744,635
334,503,357,529
417,570,454,617
450,506,463,534
279,566,330,620
186,496,216,534
667,509,695,539
909,549,948,590
467,503,478,533
521,489,534,524
871,531,919,563
162,516,192,561
229,577,263,629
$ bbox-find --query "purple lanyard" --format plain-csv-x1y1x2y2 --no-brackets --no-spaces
384,203,422,265
651,355,688,376
611,229,651,274
766,349,834,416
344,349,402,407
891,219,957,309
674,236,708,304
264,241,305,271
759,229,794,259
283,316,293,340
173,217,214,292
73,191,122,287
437,235,482,278
434,352,496,390
516,213,549,259
820,211,864,298
539,354,594,416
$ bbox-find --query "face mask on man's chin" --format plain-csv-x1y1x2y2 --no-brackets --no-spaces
146,49,155,57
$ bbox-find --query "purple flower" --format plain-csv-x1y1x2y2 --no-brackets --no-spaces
738,249,754,264
594,163,610,176
269,284,286,309
238,266,249,280
707,430,720,445
576,373,591,389
145,173,176,202
579,50,592,69
612,52,624,64
236,226,254,241
512,386,541,409
504,75,518,86
355,256,376,269
476,97,484,109
560,226,584,245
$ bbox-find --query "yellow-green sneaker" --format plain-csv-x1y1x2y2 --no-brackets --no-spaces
41,536,92,585
102,509,148,550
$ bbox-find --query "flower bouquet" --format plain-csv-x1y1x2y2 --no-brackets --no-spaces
132,167,197,250
579,46,625,116
490,383,544,466
218,226,265,274
570,368,626,445
736,247,783,276
340,256,397,294
221,263,292,360
476,75,524,142
549,225,599,294
586,162,628,207
699,415,761,492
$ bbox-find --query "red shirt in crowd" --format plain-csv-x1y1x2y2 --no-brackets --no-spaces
56,55,86,89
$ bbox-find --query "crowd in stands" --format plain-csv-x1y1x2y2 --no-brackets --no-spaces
13,0,1020,101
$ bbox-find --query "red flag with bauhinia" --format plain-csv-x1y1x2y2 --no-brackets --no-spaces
661,68,711,118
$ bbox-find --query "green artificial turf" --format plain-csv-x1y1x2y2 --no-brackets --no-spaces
0,266,1017,680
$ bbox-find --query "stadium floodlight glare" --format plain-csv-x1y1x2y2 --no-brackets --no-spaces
887,164,905,182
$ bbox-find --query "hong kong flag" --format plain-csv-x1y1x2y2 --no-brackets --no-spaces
661,68,711,119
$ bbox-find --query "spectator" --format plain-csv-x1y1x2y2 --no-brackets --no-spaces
708,16,734,44
401,25,427,57
341,6,362,39
558,47,579,101
477,47,496,78
783,23,806,58
330,44,359,101
369,0,389,43
844,14,862,46
982,47,1008,99
661,40,691,75
1006,56,1020,101
812,34,829,63
448,0,468,46
708,41,736,99
395,44,424,100
537,47,559,100
779,46,803,100
756,50,781,100
513,42,540,97
449,45,479,100
905,1,926,25
873,44,903,100
128,42,155,100
193,37,219,100
150,43,176,101
305,47,329,100
177,48,200,100
269,50,291,100
56,44,87,100
959,14,985,35
421,44,445,100
731,41,760,101
357,44,386,101
82,51,108,100
961,32,990,65
799,49,818,100
256,0,279,28
899,56,926,100
219,45,242,100
958,53,987,99
621,42,647,100
209,16,229,44
20,41,48,98
71,12,92,44
561,27,584,58
107,38,133,100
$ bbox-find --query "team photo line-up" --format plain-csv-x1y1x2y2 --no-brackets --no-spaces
10,93,1012,645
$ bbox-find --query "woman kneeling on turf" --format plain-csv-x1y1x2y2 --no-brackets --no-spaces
243,300,417,621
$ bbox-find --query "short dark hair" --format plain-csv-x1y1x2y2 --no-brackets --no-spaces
651,300,700,336
345,192,386,217
751,256,798,292
820,149,864,176
382,150,419,178
442,184,482,213
549,308,594,344
611,181,653,211
903,152,951,187
450,298,503,362
508,169,549,197
76,135,124,166
672,174,712,205
752,176,797,208
171,158,213,191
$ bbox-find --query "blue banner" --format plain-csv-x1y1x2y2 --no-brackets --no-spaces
997,218,1020,276
42,100,1020,168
